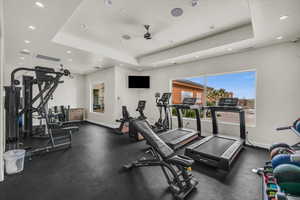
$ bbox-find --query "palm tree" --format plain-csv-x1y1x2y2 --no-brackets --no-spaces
207,88,232,106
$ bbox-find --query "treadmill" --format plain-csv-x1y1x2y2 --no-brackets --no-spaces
185,98,246,171
159,97,201,150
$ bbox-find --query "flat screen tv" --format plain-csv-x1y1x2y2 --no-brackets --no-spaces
128,76,150,88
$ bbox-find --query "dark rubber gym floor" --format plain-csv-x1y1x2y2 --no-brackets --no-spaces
0,123,268,200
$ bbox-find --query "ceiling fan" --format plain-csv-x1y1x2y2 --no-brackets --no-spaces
143,25,152,40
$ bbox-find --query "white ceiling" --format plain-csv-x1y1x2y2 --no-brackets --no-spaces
3,0,300,74
54,0,250,59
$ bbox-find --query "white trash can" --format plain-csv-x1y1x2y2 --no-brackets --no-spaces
3,149,26,175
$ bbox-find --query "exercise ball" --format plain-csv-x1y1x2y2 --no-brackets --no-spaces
274,164,300,196
272,154,300,169
270,147,294,159
270,143,292,152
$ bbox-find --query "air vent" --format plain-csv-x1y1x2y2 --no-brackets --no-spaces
20,50,30,55
36,54,61,62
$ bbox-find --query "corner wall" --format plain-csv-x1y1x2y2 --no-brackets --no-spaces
115,66,142,118
84,67,117,127
139,42,300,148
84,66,141,127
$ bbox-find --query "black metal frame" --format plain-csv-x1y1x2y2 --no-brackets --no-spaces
154,92,172,132
124,147,197,200
23,75,34,137
210,106,246,140
123,119,198,200
159,98,202,150
185,98,247,171
4,66,74,156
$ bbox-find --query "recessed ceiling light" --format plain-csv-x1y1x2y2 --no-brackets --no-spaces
22,49,30,53
28,25,36,30
35,1,45,8
171,8,183,17
66,50,72,54
24,40,31,44
20,57,25,60
279,15,288,20
68,58,73,62
104,0,112,7
227,48,233,51
195,55,200,58
276,36,283,40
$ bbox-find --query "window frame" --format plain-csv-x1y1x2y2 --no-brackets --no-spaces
181,91,193,102
169,69,257,128
90,81,105,114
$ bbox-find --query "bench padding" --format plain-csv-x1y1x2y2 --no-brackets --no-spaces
132,119,174,159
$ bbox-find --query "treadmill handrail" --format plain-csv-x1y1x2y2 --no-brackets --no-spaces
203,106,243,112
172,104,202,133
203,105,246,140
170,104,202,109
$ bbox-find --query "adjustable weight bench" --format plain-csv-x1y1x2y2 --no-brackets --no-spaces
123,119,198,200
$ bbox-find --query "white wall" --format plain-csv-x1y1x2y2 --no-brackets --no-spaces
84,66,142,127
85,67,117,127
114,66,141,119
0,0,4,182
138,42,300,148
48,74,86,108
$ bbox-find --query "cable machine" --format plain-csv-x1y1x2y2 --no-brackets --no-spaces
4,65,76,156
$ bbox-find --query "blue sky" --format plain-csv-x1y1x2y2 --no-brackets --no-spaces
187,71,256,99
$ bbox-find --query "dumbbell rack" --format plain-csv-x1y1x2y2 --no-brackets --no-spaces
260,162,300,200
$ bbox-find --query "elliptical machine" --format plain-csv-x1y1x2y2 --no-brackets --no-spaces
115,100,147,141
152,92,172,133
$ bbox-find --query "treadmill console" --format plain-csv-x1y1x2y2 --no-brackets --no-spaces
182,98,197,105
218,98,238,107
137,100,146,111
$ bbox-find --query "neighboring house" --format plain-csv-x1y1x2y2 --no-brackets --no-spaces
238,99,255,109
172,80,205,104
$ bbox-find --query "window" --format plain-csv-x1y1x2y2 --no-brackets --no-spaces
181,91,193,102
172,71,256,126
92,82,105,113
196,92,202,103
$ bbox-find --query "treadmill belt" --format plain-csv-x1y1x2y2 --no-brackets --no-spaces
160,130,191,141
194,137,235,157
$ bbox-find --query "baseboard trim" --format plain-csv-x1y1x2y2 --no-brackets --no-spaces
85,120,116,129
85,120,270,150
245,141,269,150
